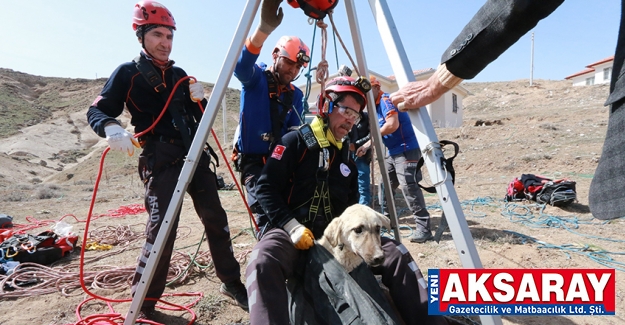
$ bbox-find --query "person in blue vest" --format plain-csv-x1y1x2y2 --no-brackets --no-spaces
86,1,247,320
371,76,433,243
233,0,310,238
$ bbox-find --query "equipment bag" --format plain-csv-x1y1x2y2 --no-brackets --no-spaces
0,231,78,265
505,174,577,207
287,244,401,325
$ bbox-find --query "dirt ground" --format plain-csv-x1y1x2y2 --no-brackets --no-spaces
0,76,623,325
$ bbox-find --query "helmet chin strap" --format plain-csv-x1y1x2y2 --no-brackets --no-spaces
272,56,304,85
270,61,281,83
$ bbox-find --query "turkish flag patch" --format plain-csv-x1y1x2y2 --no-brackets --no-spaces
271,145,286,160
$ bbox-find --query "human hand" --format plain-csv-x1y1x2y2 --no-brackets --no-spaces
356,146,368,157
389,75,448,111
258,0,284,35
189,80,204,102
104,124,140,156
283,218,314,250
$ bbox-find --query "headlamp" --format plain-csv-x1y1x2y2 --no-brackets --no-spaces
354,76,372,93
297,51,310,65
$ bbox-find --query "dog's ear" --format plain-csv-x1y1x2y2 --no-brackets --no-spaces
325,218,342,247
375,211,391,230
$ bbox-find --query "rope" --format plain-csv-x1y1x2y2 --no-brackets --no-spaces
501,202,625,243
503,230,625,272
73,75,247,324
328,13,359,76
315,19,330,93
302,22,318,114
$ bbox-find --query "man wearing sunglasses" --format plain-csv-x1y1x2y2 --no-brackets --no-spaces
233,0,310,239
244,76,448,325
371,77,433,243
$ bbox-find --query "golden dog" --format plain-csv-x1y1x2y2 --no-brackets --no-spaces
318,204,390,272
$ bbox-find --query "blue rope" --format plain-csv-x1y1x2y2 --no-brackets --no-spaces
501,202,625,243
302,23,318,115
503,230,625,272
425,196,499,218
332,26,339,71
381,224,414,240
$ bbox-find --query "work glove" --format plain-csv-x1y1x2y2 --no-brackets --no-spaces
189,80,205,102
104,124,140,156
258,0,284,35
283,218,314,250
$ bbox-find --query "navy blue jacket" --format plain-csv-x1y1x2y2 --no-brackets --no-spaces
256,129,359,234
87,52,207,139
234,40,304,155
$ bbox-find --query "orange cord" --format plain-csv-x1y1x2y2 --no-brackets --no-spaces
75,76,255,324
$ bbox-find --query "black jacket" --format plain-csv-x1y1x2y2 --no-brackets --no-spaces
442,0,564,80
86,52,207,139
256,129,359,236
348,112,372,162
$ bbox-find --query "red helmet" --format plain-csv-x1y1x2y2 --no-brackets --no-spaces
287,0,340,20
132,1,176,31
274,36,311,68
317,76,371,115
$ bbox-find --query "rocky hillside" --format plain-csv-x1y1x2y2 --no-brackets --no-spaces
0,68,241,190
0,68,611,204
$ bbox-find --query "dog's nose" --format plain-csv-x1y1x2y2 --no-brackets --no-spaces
371,256,385,266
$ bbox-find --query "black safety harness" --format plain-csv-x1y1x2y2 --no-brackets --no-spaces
235,70,295,173
296,118,351,228
264,70,294,150
414,140,459,243
133,55,219,165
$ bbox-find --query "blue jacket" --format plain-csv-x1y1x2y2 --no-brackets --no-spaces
234,39,304,155
375,92,419,156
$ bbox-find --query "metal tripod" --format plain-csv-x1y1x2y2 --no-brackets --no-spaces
124,1,503,324
362,1,502,324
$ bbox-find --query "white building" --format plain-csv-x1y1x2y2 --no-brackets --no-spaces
297,68,470,128
565,56,614,86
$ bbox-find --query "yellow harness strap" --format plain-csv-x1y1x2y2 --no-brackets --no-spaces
310,116,343,150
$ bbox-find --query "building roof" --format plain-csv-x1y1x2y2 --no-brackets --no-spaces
587,56,614,68
565,56,614,80
387,68,435,81
565,68,595,80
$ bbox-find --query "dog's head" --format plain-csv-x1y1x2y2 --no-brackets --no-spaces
323,204,390,268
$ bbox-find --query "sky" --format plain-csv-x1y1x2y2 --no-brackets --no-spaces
1,1,620,90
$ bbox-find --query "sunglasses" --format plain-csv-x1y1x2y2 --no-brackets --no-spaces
336,105,361,124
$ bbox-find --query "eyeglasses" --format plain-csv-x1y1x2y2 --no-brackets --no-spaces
337,105,361,124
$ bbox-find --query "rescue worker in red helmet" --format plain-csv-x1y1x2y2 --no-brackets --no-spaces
233,0,310,239
244,75,450,324
86,1,247,321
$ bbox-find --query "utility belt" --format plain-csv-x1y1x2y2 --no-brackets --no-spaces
239,153,267,172
138,134,185,148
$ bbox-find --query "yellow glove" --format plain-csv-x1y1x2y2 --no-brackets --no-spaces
283,218,314,250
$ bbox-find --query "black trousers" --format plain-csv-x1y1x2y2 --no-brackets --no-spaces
131,140,241,309
240,155,270,237
245,228,448,325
